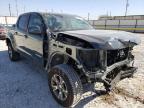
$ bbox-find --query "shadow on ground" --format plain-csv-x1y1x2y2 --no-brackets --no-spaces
0,49,104,108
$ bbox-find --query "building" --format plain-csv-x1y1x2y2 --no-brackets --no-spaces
0,16,18,26
99,15,144,20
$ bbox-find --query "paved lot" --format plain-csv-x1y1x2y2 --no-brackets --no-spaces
0,33,144,108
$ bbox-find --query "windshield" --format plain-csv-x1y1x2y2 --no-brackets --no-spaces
44,14,94,32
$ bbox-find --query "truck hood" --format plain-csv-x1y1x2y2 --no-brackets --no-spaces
60,29,141,49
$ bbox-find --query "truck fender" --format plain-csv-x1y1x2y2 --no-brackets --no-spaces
46,51,81,72
6,33,17,50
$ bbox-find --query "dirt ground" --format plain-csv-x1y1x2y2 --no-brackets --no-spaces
0,33,144,108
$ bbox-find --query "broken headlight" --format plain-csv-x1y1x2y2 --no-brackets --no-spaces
107,48,129,66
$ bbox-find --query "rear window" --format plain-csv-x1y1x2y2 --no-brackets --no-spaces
17,14,29,32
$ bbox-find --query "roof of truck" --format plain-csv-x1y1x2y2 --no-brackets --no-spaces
20,12,78,17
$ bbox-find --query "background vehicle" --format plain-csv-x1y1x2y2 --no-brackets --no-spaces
0,25,6,40
5,12,140,107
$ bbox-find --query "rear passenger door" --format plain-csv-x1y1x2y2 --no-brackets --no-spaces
24,13,44,60
15,14,29,52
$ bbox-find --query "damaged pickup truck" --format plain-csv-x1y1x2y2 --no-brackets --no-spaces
6,12,141,107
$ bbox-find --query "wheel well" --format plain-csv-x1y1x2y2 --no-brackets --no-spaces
49,53,87,83
50,53,68,68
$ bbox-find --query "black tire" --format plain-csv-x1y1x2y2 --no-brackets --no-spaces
48,64,83,107
7,42,20,61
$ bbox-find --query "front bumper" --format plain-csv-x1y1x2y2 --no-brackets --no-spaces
85,59,137,87
103,66,137,89
87,59,130,79
88,65,137,88
76,47,137,87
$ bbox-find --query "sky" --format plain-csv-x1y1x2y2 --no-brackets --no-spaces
0,0,144,19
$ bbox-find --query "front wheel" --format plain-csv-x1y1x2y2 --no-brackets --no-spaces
8,42,20,61
48,64,83,107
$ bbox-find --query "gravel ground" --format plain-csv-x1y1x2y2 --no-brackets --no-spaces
0,33,144,108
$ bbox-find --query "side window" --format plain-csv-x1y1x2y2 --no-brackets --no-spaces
17,15,29,32
28,14,43,29
47,15,64,31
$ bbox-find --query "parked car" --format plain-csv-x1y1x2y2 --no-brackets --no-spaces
0,25,6,40
5,12,140,107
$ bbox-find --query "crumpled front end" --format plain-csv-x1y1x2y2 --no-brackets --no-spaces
76,46,137,88
52,30,140,89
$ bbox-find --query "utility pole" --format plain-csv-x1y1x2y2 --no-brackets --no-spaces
60,10,63,13
51,9,54,13
107,11,109,16
23,6,26,13
15,0,18,16
125,0,129,16
45,9,48,13
88,12,90,21
110,11,111,16
8,3,11,16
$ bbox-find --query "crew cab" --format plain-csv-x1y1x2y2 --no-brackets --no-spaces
6,12,140,107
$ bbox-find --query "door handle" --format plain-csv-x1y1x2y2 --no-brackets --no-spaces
24,35,28,38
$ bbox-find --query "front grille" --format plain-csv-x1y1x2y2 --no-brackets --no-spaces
77,49,100,72
107,48,129,66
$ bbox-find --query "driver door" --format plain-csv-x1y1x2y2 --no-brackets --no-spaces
24,13,44,61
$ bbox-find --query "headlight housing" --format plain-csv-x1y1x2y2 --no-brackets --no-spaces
77,49,100,72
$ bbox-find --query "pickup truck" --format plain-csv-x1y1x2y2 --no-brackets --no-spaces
6,12,140,107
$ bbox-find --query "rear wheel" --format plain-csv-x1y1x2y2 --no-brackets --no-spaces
8,42,20,61
48,64,83,107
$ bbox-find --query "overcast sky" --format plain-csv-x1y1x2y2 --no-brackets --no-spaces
0,0,144,19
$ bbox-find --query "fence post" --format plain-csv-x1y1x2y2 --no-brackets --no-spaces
134,19,138,33
93,20,95,29
105,20,107,30
118,19,120,31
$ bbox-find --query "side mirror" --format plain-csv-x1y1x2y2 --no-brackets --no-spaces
28,25,42,35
